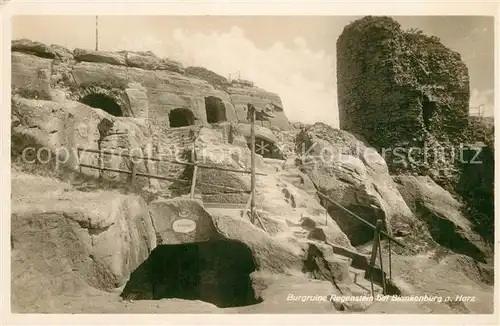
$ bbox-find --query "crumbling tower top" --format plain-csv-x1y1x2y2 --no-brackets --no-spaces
336,16,470,162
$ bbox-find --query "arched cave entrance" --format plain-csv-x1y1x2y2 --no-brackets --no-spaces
169,108,195,128
422,97,436,131
120,240,261,308
205,96,227,124
79,93,123,117
248,137,284,160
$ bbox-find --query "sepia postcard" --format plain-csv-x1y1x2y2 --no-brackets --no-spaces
1,1,498,325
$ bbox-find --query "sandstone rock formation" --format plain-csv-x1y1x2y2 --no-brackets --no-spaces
11,39,291,130
9,35,494,315
11,96,157,189
11,170,376,312
456,118,495,245
394,175,489,262
149,198,222,245
11,116,494,313
11,171,157,311
294,123,419,246
12,38,56,58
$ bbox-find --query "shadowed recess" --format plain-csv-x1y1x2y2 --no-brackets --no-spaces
205,96,227,123
120,240,262,308
422,96,436,131
248,137,284,160
79,93,123,117
169,108,195,127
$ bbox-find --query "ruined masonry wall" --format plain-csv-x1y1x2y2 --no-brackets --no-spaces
336,16,470,173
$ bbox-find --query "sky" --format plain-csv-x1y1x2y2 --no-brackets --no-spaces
12,16,495,127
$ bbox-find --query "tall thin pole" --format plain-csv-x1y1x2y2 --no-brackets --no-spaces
377,230,386,295
190,149,198,199
95,16,99,51
250,104,256,225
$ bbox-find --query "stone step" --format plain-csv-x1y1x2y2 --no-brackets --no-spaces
204,207,249,221
346,266,384,296
353,277,383,296
348,267,366,284
279,173,314,192
283,177,304,186
288,225,309,238
203,202,247,210
326,252,353,267
293,230,309,238
262,158,285,171
281,172,302,178
306,240,387,298
338,276,383,297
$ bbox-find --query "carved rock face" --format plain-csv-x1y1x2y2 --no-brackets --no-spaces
12,39,292,131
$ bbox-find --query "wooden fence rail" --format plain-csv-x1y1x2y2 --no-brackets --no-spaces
79,163,253,194
80,146,404,292
77,146,267,176
77,146,266,200
317,191,406,248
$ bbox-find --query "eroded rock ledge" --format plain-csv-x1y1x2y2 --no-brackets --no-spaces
11,38,291,130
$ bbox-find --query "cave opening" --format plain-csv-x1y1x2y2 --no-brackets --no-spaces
422,97,437,130
120,240,262,308
248,137,284,160
205,96,227,124
169,108,195,128
79,93,123,117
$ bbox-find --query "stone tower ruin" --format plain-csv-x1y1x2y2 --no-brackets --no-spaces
336,16,470,172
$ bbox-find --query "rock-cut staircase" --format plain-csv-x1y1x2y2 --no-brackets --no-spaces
298,230,386,302
149,128,395,312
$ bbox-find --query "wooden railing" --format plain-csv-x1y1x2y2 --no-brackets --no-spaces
76,146,266,198
77,146,408,294
317,191,410,297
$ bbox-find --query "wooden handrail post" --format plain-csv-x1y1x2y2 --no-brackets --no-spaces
190,149,198,199
249,104,256,225
77,147,83,174
98,149,104,184
368,220,383,298
154,138,160,175
388,236,392,280
129,160,137,188
377,221,387,295
241,195,252,219
384,218,393,281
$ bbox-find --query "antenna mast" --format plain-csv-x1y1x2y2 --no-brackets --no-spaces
95,16,99,51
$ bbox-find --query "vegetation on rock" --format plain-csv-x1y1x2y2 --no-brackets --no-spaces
69,79,129,92
456,119,494,245
337,16,469,174
185,66,230,91
337,16,493,247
